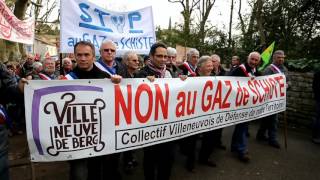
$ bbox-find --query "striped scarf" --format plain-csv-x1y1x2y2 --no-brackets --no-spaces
147,61,166,78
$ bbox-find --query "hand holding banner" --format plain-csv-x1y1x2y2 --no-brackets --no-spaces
25,75,286,162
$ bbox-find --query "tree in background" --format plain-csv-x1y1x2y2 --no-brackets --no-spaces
0,0,59,62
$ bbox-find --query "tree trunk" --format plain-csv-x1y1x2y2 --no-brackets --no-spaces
198,0,215,45
1,0,29,62
255,0,265,46
228,0,234,48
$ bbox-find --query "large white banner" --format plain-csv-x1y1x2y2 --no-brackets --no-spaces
60,0,156,55
0,1,34,44
25,74,286,162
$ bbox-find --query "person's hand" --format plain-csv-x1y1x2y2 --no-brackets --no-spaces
111,75,122,84
18,76,32,93
179,75,187,81
146,75,155,82
58,75,65,80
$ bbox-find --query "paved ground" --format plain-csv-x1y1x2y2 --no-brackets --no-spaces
8,122,320,180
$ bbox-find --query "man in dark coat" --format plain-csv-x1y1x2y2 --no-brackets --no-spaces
0,63,26,180
229,52,261,163
135,42,174,180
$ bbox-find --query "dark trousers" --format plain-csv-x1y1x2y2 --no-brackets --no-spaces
180,135,197,170
123,150,134,164
0,126,9,180
199,131,215,162
143,142,174,180
69,153,121,180
212,128,223,147
313,101,320,139
257,114,278,143
231,122,249,155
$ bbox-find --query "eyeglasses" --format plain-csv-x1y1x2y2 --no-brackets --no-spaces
103,48,116,53
130,59,139,62
167,56,176,59
155,54,168,59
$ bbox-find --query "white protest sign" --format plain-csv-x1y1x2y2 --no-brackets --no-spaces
60,0,156,55
25,74,286,162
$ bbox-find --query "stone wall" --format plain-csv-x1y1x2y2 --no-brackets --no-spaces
283,71,316,127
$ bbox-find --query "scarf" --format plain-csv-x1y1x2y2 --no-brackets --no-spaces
147,61,166,78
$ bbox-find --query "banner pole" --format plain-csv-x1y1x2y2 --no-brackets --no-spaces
283,110,288,150
30,161,36,180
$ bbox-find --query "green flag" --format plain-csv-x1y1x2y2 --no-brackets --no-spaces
258,41,275,71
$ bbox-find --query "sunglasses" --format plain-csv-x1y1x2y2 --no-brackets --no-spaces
103,48,116,53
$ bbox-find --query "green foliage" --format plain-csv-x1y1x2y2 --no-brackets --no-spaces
286,58,320,72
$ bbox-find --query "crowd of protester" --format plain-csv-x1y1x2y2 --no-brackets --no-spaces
0,40,318,180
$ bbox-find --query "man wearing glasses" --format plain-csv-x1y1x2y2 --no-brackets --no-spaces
135,42,174,180
95,40,126,77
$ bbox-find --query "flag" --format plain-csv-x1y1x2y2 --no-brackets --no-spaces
258,41,275,71
0,105,12,128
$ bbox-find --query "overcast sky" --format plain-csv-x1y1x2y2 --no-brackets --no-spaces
88,0,250,32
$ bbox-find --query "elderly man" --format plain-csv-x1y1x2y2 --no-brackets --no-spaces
64,41,121,180
230,52,261,163
0,63,27,180
211,54,226,76
62,57,73,75
256,50,287,148
95,40,125,77
32,61,43,76
179,48,199,76
166,47,181,77
182,56,216,172
210,54,227,150
20,53,35,77
33,58,58,80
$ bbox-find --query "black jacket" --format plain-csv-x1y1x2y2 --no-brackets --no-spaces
71,64,110,79
135,65,162,78
0,63,22,104
211,66,227,76
229,63,261,77
313,71,320,102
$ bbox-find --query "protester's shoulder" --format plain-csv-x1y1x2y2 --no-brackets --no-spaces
0,63,6,75
263,65,274,75
115,60,126,76
228,66,244,76
256,71,263,76
135,66,151,78
32,74,41,80
219,66,227,76
94,66,111,79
